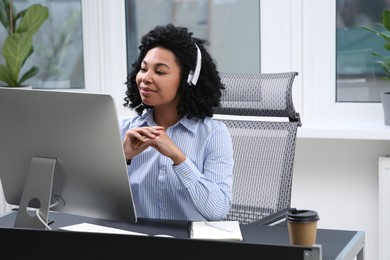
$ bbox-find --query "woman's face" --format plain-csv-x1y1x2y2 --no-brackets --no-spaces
136,47,181,109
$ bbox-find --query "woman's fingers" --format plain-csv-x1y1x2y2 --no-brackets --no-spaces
125,126,164,149
130,126,164,141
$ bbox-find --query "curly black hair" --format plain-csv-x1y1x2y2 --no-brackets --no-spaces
123,23,225,119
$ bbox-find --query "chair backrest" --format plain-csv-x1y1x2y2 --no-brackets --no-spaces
214,71,300,224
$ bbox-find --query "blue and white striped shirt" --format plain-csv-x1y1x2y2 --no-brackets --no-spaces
120,110,234,221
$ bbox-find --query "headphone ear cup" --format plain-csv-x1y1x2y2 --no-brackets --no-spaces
187,44,202,86
187,70,194,85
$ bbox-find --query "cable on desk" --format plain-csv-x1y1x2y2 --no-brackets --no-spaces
35,196,66,230
50,195,66,208
35,209,52,230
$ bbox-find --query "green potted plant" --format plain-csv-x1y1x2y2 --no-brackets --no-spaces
0,0,48,87
361,9,390,79
361,9,390,125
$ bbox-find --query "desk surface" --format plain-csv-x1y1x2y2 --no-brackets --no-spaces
0,211,364,259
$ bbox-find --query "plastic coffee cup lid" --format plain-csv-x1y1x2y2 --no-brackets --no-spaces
287,209,320,222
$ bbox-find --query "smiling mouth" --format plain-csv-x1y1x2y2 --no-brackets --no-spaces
140,88,156,96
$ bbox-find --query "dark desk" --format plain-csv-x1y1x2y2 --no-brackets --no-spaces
0,211,364,259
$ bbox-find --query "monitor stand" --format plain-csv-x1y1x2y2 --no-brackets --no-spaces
14,157,56,230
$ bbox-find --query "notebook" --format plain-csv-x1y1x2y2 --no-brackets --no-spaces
189,220,243,241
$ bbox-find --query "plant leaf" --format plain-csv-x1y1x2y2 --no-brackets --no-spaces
371,52,383,57
0,0,8,30
377,31,390,41
16,4,49,34
2,32,33,83
19,66,39,85
383,9,390,32
0,64,17,86
361,25,380,34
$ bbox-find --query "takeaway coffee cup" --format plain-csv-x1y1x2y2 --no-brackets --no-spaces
287,209,320,246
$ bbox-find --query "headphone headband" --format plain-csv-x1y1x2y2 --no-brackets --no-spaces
187,44,202,86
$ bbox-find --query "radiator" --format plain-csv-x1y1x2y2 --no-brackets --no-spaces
379,156,390,260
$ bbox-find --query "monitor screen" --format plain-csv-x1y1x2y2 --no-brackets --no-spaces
0,88,137,228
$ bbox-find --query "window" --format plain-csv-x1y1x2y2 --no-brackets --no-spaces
125,0,260,75
336,0,388,103
2,1,380,130
122,0,307,120
287,0,384,124
0,0,84,89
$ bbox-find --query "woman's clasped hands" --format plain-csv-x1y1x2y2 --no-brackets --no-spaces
123,126,186,165
123,126,164,158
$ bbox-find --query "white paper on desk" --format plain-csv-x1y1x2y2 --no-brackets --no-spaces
190,220,243,241
59,223,148,236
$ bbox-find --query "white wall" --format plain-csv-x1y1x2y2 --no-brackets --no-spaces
292,137,390,260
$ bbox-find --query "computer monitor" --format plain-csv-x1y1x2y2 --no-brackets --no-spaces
0,88,137,229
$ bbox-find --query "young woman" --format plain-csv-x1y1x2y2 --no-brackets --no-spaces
121,24,233,221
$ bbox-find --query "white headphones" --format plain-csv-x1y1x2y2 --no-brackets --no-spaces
187,44,202,86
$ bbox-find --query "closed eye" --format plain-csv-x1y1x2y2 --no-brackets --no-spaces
156,70,166,75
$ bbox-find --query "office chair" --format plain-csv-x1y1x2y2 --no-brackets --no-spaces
214,71,300,225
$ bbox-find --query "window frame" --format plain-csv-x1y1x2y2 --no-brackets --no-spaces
264,0,388,140
263,0,383,120
83,0,389,139
81,0,129,116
